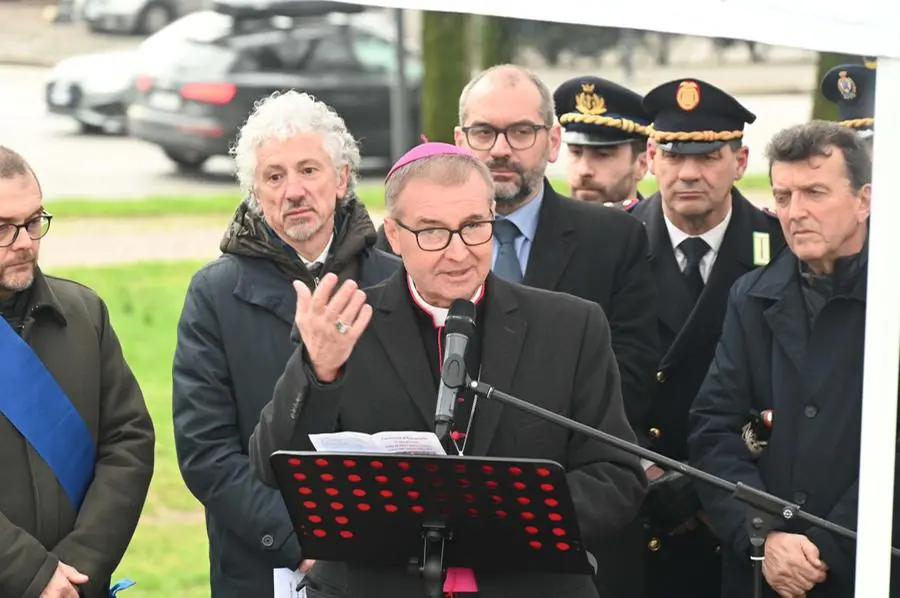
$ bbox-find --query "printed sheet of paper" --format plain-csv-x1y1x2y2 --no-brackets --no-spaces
308,431,382,453
372,431,446,455
273,568,305,598
309,431,446,455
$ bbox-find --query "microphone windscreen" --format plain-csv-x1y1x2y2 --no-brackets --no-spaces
445,299,476,336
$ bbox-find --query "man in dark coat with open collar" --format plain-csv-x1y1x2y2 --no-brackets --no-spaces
172,91,399,598
689,121,897,597
250,142,647,598
629,78,785,598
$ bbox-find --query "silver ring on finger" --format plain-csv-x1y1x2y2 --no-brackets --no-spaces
335,319,350,334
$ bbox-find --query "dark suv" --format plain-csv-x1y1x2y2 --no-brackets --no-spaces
127,2,422,172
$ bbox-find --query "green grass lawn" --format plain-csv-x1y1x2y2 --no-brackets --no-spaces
49,261,211,598
44,174,773,220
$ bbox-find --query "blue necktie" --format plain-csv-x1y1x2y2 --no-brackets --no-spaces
493,219,524,283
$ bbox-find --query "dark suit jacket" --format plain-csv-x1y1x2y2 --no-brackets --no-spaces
377,181,659,444
689,243,900,598
376,181,659,597
630,190,785,461
249,271,647,598
629,189,786,597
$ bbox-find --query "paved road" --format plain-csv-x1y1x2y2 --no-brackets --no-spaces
1,63,812,201
2,65,240,200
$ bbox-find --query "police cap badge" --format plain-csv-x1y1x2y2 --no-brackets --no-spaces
820,62,876,134
642,78,756,156
554,76,650,147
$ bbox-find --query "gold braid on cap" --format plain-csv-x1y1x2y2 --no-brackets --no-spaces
839,117,874,129
559,112,649,136
648,125,744,142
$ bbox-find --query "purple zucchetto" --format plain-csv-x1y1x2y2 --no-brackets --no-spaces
385,139,480,181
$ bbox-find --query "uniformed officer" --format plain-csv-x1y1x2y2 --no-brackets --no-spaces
820,59,876,145
689,120,895,597
553,76,650,210
629,78,786,598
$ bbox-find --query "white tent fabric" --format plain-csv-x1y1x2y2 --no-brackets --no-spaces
338,2,900,593
359,0,900,58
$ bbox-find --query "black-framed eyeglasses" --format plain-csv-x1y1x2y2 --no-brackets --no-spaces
461,123,550,151
394,218,495,252
0,211,52,248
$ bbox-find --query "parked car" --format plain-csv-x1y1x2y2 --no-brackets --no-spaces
81,0,209,35
44,50,137,134
43,7,193,134
126,2,422,172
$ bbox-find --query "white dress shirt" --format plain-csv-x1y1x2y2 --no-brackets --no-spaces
299,234,334,268
663,209,733,282
640,209,733,472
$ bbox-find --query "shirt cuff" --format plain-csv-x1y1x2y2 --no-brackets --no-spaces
640,458,655,471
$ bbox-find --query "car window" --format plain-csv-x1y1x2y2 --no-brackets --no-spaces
142,11,234,47
350,31,423,80
303,33,360,72
232,31,314,72
137,10,237,76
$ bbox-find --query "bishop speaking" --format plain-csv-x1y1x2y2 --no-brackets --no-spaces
249,142,647,598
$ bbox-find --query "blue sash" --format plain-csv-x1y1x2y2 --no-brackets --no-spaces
0,316,96,509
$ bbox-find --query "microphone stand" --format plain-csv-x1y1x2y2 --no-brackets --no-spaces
467,379,900,598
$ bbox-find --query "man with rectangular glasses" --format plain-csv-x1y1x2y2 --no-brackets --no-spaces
250,142,647,598
453,64,660,598
0,145,154,598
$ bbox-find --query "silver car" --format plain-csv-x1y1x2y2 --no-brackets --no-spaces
45,51,137,134
81,0,209,34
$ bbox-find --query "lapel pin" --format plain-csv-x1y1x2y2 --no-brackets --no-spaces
752,232,770,266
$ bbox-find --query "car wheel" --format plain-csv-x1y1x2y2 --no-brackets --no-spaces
79,121,104,135
163,149,209,172
136,2,173,35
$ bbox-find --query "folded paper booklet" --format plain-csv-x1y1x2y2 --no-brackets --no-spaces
308,431,447,456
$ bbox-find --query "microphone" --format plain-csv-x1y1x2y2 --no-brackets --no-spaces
434,299,476,443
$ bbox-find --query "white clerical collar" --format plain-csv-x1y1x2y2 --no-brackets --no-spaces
664,207,732,254
406,274,485,327
298,233,334,267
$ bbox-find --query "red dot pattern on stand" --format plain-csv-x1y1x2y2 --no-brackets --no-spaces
281,457,581,557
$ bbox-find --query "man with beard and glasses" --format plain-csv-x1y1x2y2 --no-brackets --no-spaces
553,76,650,211
0,146,154,598
628,78,785,598
449,63,658,598
172,91,399,598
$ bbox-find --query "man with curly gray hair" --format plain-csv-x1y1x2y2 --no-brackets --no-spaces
172,90,398,598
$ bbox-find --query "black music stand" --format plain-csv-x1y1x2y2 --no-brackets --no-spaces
270,452,595,598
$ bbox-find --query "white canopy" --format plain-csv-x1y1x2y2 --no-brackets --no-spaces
364,0,900,58
347,2,900,594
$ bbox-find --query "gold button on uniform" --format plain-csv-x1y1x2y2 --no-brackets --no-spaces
649,427,661,440
656,370,666,383
648,537,661,551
